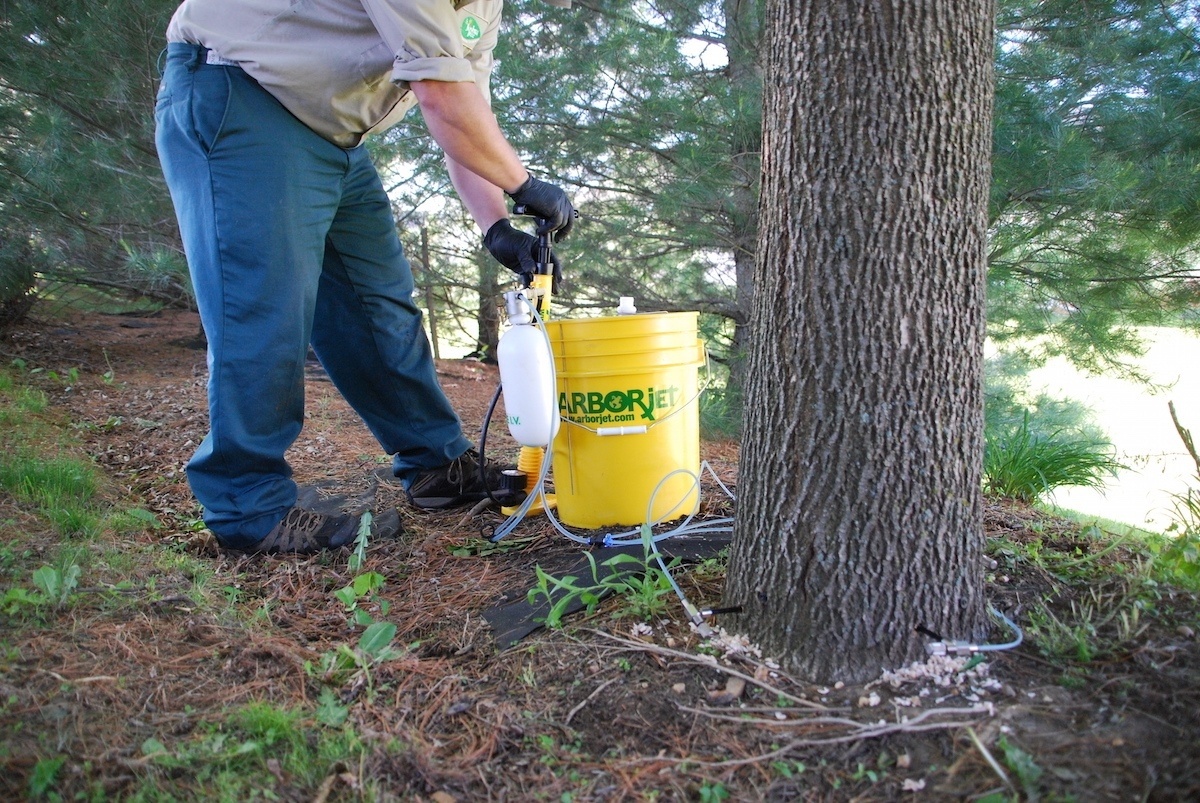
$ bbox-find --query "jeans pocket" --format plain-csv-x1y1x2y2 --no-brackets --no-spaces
189,68,233,154
154,82,173,113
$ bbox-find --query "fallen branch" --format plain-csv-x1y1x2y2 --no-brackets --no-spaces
655,705,993,768
587,629,832,711
591,628,995,767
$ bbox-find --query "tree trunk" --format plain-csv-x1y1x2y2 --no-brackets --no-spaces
419,222,441,361
722,0,763,406
475,249,501,362
724,0,994,682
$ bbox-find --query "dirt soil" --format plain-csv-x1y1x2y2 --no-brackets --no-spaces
2,307,1199,801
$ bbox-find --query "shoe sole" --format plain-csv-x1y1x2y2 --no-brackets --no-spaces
407,491,489,510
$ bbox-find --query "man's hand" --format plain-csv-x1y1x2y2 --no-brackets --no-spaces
483,219,561,286
508,175,576,240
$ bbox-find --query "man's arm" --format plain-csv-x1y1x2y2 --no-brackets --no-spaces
413,78,574,241
409,79,527,198
446,155,508,233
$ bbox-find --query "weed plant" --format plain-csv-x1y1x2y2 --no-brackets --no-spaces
528,526,678,627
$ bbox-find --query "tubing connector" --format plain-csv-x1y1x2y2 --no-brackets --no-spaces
921,607,1024,657
925,640,978,657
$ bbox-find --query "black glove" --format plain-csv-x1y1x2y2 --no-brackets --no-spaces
483,219,562,287
507,175,576,241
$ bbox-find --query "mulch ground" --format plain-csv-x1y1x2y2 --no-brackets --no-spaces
1,306,1199,801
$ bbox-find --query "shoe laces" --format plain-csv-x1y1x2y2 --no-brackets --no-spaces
445,456,465,489
264,508,330,551
446,450,483,490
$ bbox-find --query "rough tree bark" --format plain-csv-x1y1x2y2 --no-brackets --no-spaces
724,0,995,682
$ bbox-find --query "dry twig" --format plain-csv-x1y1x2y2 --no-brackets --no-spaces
564,676,620,725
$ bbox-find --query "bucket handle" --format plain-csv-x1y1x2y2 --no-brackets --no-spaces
560,346,712,436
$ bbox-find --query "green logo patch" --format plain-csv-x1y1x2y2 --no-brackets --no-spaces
461,16,483,42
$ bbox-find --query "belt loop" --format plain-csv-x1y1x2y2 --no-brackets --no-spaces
184,43,203,71
156,46,168,78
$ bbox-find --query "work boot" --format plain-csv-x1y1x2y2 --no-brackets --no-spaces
406,449,508,510
222,504,400,554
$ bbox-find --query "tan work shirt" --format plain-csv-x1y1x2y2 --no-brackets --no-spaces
166,0,501,148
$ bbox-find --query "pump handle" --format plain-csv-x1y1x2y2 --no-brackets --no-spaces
511,209,559,277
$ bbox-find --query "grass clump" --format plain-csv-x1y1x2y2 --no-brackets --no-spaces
0,452,102,538
983,413,1123,502
131,701,365,800
0,368,156,540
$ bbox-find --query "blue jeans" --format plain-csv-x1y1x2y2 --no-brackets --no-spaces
155,43,471,547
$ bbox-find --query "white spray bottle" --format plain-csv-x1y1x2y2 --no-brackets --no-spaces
497,289,560,448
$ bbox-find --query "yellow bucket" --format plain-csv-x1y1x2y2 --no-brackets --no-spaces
544,311,706,529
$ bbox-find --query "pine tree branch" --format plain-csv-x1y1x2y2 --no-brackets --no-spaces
0,78,157,160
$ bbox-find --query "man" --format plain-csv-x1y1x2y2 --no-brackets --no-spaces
155,0,575,554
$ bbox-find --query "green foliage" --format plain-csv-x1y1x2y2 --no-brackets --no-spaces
313,688,350,728
984,413,1123,502
698,781,731,802
1,586,44,617
0,369,167,545
450,532,542,557
698,367,743,439
993,524,1158,664
31,563,81,608
334,570,391,628
313,561,404,691
0,454,101,535
0,549,84,618
135,701,364,795
336,517,394,627
0,369,48,416
997,736,1044,799
0,235,39,330
309,621,408,692
105,507,162,536
990,0,1200,369
347,511,373,572
28,755,66,800
528,526,678,627
0,377,105,536
334,571,386,610
1157,503,1200,589
0,0,191,306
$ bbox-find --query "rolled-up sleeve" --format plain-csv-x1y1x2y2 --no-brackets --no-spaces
362,0,475,85
468,4,499,104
